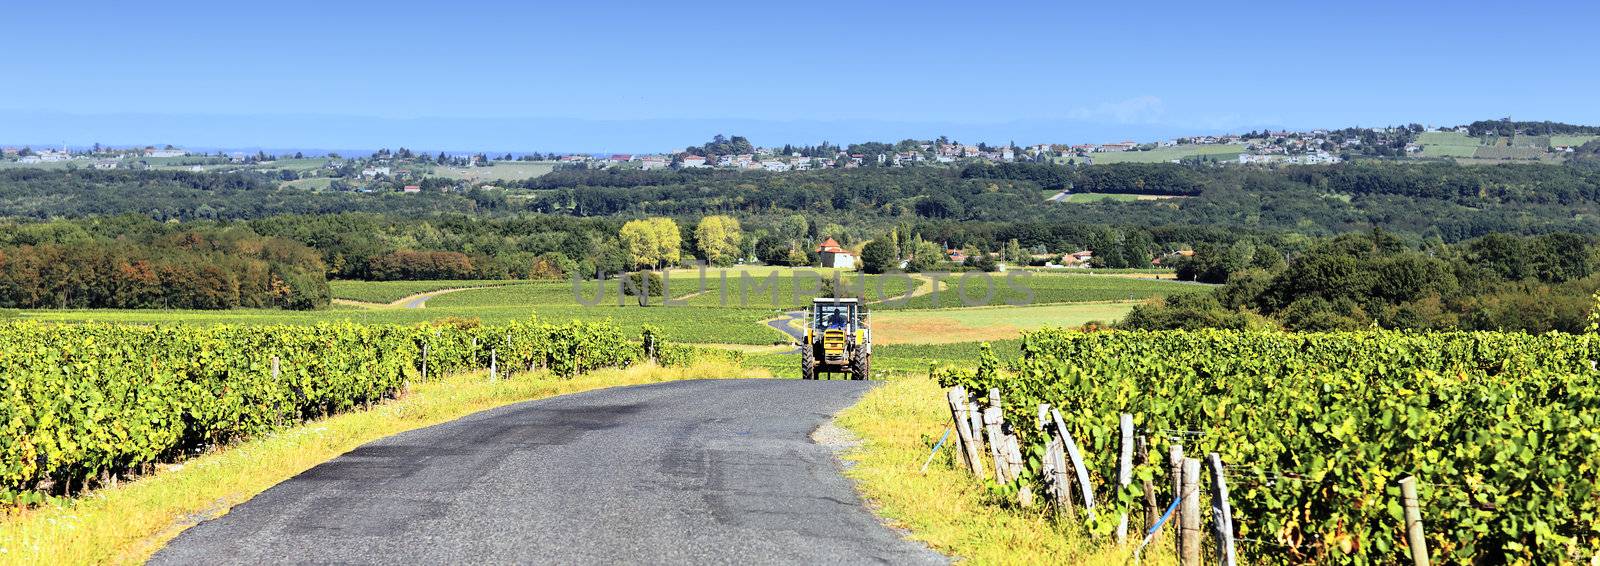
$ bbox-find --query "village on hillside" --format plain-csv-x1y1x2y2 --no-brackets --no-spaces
4,120,1595,195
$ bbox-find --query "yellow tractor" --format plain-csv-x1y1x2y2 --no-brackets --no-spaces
800,297,871,380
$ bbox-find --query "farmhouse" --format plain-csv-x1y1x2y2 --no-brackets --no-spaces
816,238,856,270
1060,250,1093,267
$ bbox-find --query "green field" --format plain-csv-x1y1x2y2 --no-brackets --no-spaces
411,269,901,310
1474,145,1544,159
671,270,918,308
743,337,1034,375
1084,143,1244,164
1063,193,1139,203
428,161,559,182
1416,131,1480,158
17,303,784,345
1059,193,1187,203
18,268,1193,366
1552,135,1599,147
143,156,231,168
278,177,335,190
330,279,512,303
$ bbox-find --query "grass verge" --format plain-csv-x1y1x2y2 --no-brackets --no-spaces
0,359,762,566
834,374,1173,565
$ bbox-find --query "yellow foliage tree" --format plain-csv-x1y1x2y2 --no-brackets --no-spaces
694,215,743,266
620,217,681,269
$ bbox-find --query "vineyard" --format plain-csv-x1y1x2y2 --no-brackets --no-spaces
0,318,723,505
933,329,1600,564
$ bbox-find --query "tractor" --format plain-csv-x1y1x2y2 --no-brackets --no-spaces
800,297,871,380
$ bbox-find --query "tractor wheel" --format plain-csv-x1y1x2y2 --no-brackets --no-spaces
800,345,816,380
849,348,870,381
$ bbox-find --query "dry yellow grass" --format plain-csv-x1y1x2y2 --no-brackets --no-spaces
0,359,762,566
835,374,1176,565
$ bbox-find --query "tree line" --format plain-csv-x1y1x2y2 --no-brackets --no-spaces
1126,230,1599,334
0,223,327,310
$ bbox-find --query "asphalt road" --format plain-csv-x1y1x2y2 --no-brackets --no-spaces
766,311,805,342
151,379,945,565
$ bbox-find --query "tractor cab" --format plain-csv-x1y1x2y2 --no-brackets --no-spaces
801,298,871,380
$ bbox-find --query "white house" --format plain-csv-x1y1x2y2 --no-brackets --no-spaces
816,238,856,270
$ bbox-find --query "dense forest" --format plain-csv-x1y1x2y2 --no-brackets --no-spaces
0,218,328,309
1466,119,1600,137
1126,230,1598,333
0,169,498,220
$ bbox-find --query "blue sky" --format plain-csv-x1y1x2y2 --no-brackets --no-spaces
3,0,1597,152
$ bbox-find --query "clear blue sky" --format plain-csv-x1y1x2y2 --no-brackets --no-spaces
4,0,1597,152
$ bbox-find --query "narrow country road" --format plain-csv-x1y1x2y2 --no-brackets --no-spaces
401,286,482,309
151,379,945,565
766,310,805,342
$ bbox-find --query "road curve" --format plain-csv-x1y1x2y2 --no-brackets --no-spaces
766,311,805,342
151,379,945,565
401,286,486,309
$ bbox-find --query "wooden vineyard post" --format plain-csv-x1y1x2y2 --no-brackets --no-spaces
421,343,429,381
1399,476,1430,566
1036,405,1056,497
982,404,1009,482
271,355,280,380
1169,443,1184,550
1137,435,1157,532
946,387,983,476
490,349,498,381
1039,404,1076,518
1003,430,1029,506
1117,413,1133,545
1208,453,1237,566
1180,457,1202,566
967,401,985,464
1050,407,1096,519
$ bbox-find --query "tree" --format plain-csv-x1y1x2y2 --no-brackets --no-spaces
1469,233,1529,281
860,239,898,274
756,234,796,266
694,215,743,266
1004,238,1024,264
781,214,810,241
907,240,944,272
619,217,681,269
